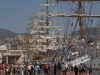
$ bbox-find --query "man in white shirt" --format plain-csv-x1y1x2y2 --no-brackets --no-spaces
61,62,67,75
34,64,40,75
20,64,24,75
27,64,31,75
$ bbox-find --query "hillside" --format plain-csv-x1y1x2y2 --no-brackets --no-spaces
0,29,18,40
0,27,99,40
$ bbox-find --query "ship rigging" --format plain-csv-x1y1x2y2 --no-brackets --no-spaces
25,0,64,63
25,0,100,64
52,0,100,62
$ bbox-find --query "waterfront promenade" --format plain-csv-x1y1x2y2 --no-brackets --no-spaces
0,70,91,75
0,72,90,75
0,63,98,75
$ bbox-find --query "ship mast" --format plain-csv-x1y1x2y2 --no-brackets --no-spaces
46,0,50,57
79,1,83,39
54,0,100,39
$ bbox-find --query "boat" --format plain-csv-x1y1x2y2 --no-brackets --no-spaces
25,0,64,63
53,0,100,74
53,0,100,56
54,0,100,75
25,0,100,74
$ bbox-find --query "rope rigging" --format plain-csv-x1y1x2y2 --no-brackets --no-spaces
82,1,93,40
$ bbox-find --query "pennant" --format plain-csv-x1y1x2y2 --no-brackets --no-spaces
69,43,72,48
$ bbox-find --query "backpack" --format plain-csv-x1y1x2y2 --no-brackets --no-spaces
82,65,85,70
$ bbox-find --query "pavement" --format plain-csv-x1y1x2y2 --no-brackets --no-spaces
1,71,91,75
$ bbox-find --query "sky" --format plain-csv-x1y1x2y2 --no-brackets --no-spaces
0,0,100,34
0,0,45,33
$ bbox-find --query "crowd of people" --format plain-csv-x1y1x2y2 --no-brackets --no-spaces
0,62,90,75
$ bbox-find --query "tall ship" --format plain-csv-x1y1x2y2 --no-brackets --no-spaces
25,0,100,74
52,0,100,74
26,0,64,63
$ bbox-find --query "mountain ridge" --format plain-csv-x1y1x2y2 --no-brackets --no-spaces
0,29,19,40
0,27,99,40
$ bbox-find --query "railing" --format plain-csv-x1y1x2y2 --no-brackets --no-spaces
66,54,90,66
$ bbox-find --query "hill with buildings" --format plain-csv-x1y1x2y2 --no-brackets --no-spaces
0,27,99,40
0,29,18,40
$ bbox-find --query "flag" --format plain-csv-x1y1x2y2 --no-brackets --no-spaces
69,43,72,48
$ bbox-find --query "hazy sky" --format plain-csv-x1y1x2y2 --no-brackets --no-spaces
0,0,100,34
0,0,45,33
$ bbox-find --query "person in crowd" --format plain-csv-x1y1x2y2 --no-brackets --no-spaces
13,65,16,74
24,64,28,75
17,64,20,75
61,62,67,75
2,64,6,75
49,63,54,75
74,65,78,75
40,63,43,74
70,64,73,75
27,64,32,75
0,64,3,75
57,62,61,75
43,63,48,75
82,64,87,75
5,64,10,75
38,64,40,75
89,65,92,75
31,64,34,75
54,63,57,75
79,63,81,75
41,64,45,75
67,64,70,72
10,64,15,75
34,64,40,75
79,63,85,75
20,64,24,75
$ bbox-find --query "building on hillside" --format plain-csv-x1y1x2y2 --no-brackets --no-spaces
0,45,27,64
3,34,26,50
0,45,7,63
